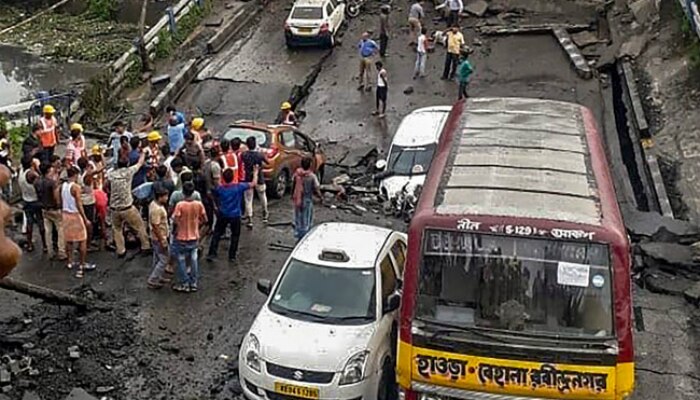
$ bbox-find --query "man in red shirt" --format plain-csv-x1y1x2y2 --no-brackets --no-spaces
172,181,207,292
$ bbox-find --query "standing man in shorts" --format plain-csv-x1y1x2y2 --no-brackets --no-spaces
373,61,389,118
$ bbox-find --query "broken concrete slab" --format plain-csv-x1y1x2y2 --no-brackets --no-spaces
150,74,170,86
684,281,700,306
464,0,488,17
571,31,604,48
644,269,697,297
552,28,593,79
619,33,649,58
629,0,658,25
639,242,698,269
205,16,224,27
64,388,97,400
624,209,700,241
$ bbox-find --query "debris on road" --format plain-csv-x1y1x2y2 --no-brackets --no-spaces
478,23,591,36
571,31,605,48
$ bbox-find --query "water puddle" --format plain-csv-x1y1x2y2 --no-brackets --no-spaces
0,45,102,108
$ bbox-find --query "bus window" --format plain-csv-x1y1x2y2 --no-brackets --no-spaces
417,230,614,337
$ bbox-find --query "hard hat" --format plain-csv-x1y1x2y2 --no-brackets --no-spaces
43,104,55,114
70,123,83,133
281,101,292,110
91,145,103,156
191,117,204,130
147,131,162,141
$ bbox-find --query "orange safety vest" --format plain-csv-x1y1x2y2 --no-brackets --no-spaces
39,116,57,148
220,152,241,183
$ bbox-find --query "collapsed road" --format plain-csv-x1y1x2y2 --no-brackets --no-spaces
2,0,700,399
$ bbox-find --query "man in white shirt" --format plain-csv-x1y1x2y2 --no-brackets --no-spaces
413,27,428,79
437,0,463,28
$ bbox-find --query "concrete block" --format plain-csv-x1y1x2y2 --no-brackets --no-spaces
619,34,648,58
552,28,593,79
464,0,488,17
620,60,650,136
684,281,700,306
629,0,658,25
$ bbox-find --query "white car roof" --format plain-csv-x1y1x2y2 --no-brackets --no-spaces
293,222,393,268
292,0,327,7
392,106,451,147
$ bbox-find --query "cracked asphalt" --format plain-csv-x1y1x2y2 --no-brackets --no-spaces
2,1,700,399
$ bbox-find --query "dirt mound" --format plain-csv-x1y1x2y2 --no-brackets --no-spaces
0,288,161,400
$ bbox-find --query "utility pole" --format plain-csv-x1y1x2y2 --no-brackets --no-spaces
138,0,154,73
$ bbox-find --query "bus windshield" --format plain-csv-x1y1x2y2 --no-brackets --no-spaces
416,230,613,338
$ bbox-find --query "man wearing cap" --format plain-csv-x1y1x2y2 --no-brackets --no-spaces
105,150,151,257
280,102,297,126
190,118,209,144
38,104,60,163
147,131,164,167
66,123,87,165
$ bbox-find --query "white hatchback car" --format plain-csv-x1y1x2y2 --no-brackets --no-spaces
285,0,345,48
377,106,451,200
239,222,407,400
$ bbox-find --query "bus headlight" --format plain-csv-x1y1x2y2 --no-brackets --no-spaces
244,333,261,372
339,350,369,385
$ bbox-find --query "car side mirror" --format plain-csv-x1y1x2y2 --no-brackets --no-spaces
257,279,272,296
375,159,387,171
383,293,401,314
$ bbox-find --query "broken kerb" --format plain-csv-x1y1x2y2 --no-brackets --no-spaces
552,27,593,80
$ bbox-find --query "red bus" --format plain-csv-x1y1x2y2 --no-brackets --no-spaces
396,97,634,400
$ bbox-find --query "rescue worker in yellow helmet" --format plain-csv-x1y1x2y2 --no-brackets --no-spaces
146,130,164,167
190,117,210,144
280,102,298,126
66,123,87,164
38,104,60,163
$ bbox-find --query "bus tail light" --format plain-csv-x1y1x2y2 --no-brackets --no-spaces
398,388,417,400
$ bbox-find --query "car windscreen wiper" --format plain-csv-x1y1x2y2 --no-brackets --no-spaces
271,305,328,321
327,315,374,323
416,318,509,344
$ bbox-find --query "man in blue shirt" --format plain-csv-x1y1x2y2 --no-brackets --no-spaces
206,165,259,262
357,32,379,91
167,115,186,155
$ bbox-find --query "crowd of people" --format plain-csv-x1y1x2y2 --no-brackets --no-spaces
357,0,475,117
12,103,320,294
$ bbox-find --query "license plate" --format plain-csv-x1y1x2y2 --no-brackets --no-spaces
297,27,312,33
274,382,319,399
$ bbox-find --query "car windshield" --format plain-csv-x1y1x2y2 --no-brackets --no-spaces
269,259,376,325
417,230,614,339
291,6,323,19
223,127,270,148
387,144,436,176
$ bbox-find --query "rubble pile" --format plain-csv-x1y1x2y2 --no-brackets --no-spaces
628,210,700,305
320,144,383,211
0,288,160,400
